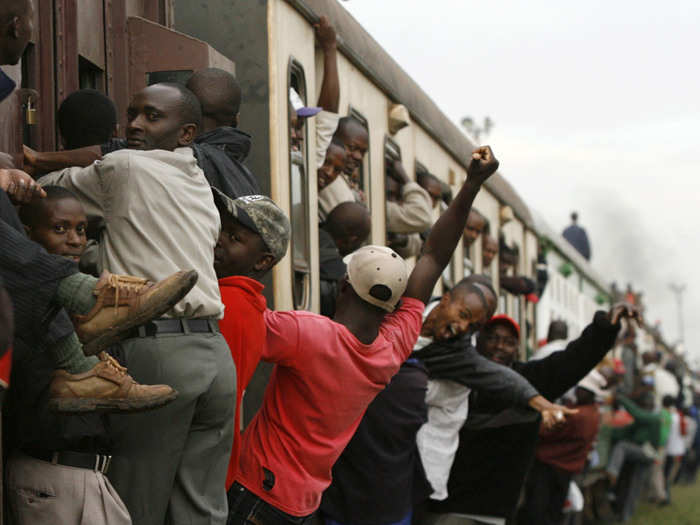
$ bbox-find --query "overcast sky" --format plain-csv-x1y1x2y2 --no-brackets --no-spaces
341,0,699,362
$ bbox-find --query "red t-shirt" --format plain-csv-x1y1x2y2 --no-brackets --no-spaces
218,276,267,489
236,297,425,516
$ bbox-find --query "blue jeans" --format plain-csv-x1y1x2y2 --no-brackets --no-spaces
324,511,412,525
227,483,312,525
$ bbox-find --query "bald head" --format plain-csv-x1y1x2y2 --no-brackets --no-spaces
325,201,371,256
186,68,241,132
0,0,33,66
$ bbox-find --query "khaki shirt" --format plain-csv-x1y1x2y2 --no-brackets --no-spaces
386,182,433,234
40,147,223,319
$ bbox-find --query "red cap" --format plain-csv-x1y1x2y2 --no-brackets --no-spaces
612,358,626,375
485,314,521,337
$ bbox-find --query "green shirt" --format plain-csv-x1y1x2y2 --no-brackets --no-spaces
659,408,672,447
612,395,662,448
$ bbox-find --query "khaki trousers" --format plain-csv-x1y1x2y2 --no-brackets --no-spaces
6,453,131,525
108,332,235,525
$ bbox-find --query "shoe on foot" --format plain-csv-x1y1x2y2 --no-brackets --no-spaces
48,354,178,413
75,270,198,355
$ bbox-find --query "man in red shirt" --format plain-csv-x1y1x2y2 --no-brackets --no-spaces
211,189,291,489
228,146,500,523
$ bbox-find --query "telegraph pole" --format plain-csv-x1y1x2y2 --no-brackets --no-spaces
669,283,686,345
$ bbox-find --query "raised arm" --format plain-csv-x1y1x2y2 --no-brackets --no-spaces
404,146,499,304
314,16,339,113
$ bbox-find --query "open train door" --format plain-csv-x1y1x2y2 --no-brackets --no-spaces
127,16,235,119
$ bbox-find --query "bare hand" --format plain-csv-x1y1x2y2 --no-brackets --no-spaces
0,152,15,169
0,169,46,204
466,145,499,187
608,302,642,326
314,15,337,51
529,395,578,431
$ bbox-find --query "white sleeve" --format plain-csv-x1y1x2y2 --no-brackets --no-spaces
315,110,341,169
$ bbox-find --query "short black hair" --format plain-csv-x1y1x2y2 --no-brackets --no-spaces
57,89,117,149
19,186,82,227
157,82,202,128
547,320,568,342
662,395,676,408
186,68,241,127
332,116,368,145
452,276,497,317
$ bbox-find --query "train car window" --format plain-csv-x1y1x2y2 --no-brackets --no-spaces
348,108,370,195
384,136,401,246
79,56,105,91
288,59,312,310
147,70,194,86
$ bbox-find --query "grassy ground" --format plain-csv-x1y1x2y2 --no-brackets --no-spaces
624,482,700,525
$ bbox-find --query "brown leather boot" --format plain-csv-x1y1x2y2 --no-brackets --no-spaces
48,354,178,413
75,270,198,355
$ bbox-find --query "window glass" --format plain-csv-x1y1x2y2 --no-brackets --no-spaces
288,61,311,310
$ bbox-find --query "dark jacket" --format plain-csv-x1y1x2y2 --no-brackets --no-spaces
4,338,112,456
432,311,620,519
320,360,430,525
191,126,261,198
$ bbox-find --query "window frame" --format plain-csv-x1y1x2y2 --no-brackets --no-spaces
287,57,312,311
348,107,370,197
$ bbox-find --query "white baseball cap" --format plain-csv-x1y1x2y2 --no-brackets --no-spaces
343,245,409,312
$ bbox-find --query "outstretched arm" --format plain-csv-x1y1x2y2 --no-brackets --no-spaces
24,145,102,177
314,16,339,113
404,146,499,304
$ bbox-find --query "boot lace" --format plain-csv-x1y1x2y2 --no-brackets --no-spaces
107,273,152,314
100,352,128,377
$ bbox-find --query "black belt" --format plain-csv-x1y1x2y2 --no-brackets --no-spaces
129,318,219,338
23,449,112,474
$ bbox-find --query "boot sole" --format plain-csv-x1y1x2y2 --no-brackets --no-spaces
82,270,198,355
48,389,178,414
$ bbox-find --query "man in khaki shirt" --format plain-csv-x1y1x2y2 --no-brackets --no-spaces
40,83,235,525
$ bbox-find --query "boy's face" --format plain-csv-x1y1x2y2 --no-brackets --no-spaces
28,198,87,261
214,215,272,279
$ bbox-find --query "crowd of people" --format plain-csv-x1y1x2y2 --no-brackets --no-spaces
0,2,695,525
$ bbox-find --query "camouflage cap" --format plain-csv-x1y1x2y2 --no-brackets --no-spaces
212,188,291,262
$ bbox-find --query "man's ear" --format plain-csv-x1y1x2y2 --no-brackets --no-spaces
254,253,275,274
177,123,198,146
10,16,21,39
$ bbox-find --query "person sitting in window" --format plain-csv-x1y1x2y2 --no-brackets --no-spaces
385,160,432,259
462,209,485,276
318,201,371,318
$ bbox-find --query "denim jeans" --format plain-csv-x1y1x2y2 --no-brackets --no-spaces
227,483,312,525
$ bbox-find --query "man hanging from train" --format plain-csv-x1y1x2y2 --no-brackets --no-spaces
37,82,236,525
0,0,195,407
228,146,498,523
24,71,260,198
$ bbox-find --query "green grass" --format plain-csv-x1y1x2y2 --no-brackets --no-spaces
624,482,700,525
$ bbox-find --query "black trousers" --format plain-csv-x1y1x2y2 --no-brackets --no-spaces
227,483,312,525
0,189,77,347
519,460,572,525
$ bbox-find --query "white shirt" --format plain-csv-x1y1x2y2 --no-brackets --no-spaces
414,301,472,501
530,339,567,361
315,110,340,170
40,148,223,319
667,410,686,457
